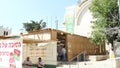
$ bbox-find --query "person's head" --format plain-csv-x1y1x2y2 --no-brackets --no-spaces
26,57,30,61
38,57,42,62
63,45,65,48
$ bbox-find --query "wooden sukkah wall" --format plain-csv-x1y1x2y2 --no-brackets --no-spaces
21,28,106,61
66,34,105,61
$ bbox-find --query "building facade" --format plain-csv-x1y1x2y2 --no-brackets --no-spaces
0,26,12,36
63,0,92,37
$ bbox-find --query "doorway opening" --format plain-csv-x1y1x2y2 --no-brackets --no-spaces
57,32,67,61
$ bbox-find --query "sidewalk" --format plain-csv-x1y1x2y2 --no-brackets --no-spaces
57,57,120,68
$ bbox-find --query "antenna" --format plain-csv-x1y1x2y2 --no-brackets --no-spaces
46,16,48,28
51,16,52,28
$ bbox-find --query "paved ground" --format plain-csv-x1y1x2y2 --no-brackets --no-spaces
22,66,36,68
57,57,120,68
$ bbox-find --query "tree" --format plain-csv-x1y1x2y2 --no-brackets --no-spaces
23,19,46,32
89,0,119,48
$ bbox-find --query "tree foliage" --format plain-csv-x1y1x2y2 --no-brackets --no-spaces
23,19,46,32
89,0,119,46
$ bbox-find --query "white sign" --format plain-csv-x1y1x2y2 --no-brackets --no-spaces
0,38,22,68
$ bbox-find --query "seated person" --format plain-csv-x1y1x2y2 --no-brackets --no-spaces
37,57,44,68
23,57,32,66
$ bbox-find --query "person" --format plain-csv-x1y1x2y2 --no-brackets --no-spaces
23,57,32,66
37,57,44,68
57,45,62,61
109,48,115,59
62,46,66,61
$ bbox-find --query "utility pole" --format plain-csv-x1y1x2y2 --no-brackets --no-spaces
118,0,120,22
55,17,58,29
51,16,52,28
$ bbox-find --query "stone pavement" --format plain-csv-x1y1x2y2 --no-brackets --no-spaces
22,66,36,68
57,57,120,68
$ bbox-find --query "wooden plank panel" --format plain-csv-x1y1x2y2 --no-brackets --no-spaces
66,34,102,61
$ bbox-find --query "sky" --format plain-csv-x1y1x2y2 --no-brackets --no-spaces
0,0,78,35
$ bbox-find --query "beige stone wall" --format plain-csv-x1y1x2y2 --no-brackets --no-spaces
22,41,57,65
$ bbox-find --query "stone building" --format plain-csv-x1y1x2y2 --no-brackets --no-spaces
0,26,12,36
63,0,92,37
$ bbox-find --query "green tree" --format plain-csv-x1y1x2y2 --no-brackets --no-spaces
89,0,119,47
23,19,46,32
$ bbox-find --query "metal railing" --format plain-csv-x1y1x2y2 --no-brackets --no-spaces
69,51,87,62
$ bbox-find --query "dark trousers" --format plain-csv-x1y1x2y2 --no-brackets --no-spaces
62,53,66,61
37,67,42,68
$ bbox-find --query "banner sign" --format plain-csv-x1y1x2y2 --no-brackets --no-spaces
0,38,22,68
65,7,75,34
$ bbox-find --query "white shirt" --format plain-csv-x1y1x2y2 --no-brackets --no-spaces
38,61,44,68
62,48,66,54
23,60,32,66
